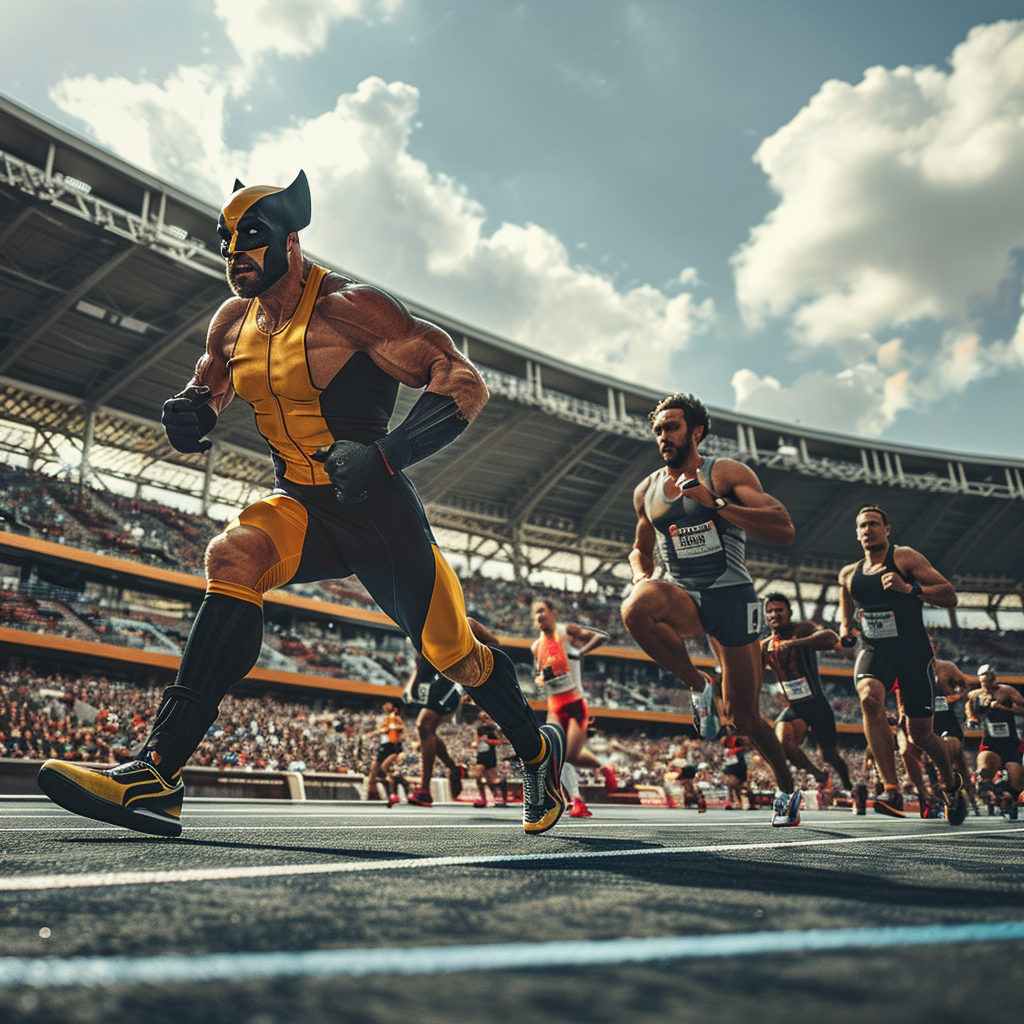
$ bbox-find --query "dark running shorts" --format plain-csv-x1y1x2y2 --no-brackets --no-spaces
376,742,402,763
979,737,1024,765
775,697,838,750
932,706,963,741
854,638,935,719
475,749,498,769
722,760,747,784
409,677,462,717
673,582,763,648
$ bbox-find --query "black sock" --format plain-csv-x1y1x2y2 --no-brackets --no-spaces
467,648,541,761
143,593,263,777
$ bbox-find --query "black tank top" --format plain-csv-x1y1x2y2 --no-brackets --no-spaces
976,694,1020,745
849,545,928,649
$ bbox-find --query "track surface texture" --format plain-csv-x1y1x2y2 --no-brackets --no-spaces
1,798,1022,1023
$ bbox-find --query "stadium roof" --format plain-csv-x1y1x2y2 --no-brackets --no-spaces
2,93,1024,597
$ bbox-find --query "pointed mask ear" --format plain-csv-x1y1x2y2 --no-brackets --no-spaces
278,170,311,232
232,178,245,192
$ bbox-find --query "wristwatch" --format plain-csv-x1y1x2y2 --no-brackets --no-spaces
711,496,727,509
909,581,923,598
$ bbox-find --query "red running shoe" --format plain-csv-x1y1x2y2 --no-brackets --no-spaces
407,789,433,807
569,797,592,818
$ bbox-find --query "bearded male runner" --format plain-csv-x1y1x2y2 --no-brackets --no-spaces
620,393,802,827
38,171,565,836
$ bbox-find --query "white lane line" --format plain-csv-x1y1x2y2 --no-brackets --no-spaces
1,827,1018,891
2,921,1023,988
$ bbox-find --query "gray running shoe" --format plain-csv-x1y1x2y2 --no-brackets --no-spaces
771,788,801,827
690,672,719,739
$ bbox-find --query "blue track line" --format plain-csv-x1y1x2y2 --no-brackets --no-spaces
2,921,1023,988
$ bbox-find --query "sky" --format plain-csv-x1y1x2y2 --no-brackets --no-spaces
3,0,1024,458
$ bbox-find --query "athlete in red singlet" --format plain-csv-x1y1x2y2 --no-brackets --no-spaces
531,599,615,817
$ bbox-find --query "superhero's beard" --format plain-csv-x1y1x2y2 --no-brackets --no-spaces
227,258,266,298
226,240,289,297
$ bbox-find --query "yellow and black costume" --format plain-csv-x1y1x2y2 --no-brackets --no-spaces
37,174,561,838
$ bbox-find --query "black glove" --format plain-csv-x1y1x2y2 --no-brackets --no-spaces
312,439,389,503
161,385,216,453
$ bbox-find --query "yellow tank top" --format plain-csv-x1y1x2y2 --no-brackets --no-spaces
229,264,333,486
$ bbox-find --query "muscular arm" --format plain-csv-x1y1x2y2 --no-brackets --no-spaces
994,685,1024,715
190,299,246,415
566,622,609,656
693,459,795,546
837,564,860,638
891,547,958,608
780,621,841,651
468,618,501,648
318,285,487,421
628,477,658,581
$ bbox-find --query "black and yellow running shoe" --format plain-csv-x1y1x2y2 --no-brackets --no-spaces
37,758,184,837
521,722,566,835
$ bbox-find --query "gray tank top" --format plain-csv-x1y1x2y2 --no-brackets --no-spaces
643,455,751,592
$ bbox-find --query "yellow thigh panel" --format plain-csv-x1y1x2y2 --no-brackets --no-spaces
227,494,309,594
421,545,475,671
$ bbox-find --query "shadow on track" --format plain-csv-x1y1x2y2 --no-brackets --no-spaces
494,830,1024,911
55,835,422,860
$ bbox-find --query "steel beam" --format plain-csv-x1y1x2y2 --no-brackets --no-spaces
509,430,604,527
87,299,222,405
0,243,139,374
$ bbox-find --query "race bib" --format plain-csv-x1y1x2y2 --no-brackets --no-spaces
985,721,1011,739
933,695,949,713
668,520,723,559
415,683,432,704
861,609,898,639
477,739,491,753
780,677,812,701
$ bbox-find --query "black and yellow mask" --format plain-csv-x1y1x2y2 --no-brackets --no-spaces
216,170,311,292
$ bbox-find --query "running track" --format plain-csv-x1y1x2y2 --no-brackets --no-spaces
1,799,1022,1023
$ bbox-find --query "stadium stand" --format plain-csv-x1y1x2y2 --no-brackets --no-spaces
0,92,1022,799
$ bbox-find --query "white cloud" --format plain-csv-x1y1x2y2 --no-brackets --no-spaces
733,20,1024,347
213,0,403,62
731,322,1016,437
729,21,1024,438
731,365,911,437
50,69,711,386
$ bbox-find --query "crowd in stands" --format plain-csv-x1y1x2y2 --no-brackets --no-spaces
1,465,1022,727
1,668,979,810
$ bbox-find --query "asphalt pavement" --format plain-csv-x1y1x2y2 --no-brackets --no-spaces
1,799,1022,1023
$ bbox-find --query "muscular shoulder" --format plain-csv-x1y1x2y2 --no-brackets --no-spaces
316,281,413,344
208,297,249,344
633,472,657,511
892,545,925,571
706,457,759,492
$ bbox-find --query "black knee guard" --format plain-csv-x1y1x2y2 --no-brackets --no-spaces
466,647,542,762
143,592,263,775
